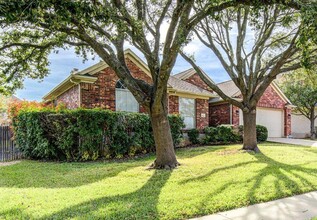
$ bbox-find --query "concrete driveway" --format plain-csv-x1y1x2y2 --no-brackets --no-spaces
268,137,317,147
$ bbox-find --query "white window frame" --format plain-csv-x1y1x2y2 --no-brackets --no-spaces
115,80,139,112
179,97,196,129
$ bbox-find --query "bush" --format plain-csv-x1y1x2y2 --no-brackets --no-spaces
188,129,200,144
202,125,240,144
12,109,184,161
238,125,268,142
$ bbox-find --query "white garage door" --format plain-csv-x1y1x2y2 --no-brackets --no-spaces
240,108,284,137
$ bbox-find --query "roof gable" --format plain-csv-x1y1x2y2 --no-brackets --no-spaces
214,80,292,104
173,68,215,85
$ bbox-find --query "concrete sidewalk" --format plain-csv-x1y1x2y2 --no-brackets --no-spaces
268,137,317,147
191,191,317,220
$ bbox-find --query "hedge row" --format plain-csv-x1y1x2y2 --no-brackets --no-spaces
187,124,268,145
13,109,185,161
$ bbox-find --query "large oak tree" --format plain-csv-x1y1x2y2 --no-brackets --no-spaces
182,3,317,152
0,0,315,167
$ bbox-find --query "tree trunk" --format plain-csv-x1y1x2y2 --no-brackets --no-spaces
242,109,261,153
149,95,179,169
310,108,316,140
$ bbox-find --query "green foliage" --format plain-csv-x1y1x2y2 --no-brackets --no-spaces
187,129,200,144
256,125,268,142
12,109,184,161
168,114,185,147
202,125,241,144
281,69,317,120
238,125,268,142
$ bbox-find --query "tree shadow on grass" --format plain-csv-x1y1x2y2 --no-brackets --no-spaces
176,145,232,159
0,158,152,189
34,170,171,220
185,149,317,215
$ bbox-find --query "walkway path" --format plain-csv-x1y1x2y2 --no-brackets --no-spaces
191,191,317,220
268,137,317,147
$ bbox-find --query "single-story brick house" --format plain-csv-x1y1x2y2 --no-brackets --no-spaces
43,49,217,130
209,80,292,137
43,49,293,137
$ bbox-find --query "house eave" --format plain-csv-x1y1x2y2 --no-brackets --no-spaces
43,75,97,101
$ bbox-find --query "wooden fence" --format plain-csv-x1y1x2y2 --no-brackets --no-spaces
0,125,21,161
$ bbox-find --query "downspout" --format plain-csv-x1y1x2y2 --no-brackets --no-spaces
229,104,233,125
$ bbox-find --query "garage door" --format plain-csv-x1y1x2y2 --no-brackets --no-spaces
240,108,284,137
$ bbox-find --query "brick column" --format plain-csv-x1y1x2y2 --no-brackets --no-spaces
196,99,209,130
168,95,179,114
284,107,292,137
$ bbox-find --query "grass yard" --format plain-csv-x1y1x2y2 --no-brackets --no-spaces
1,142,317,220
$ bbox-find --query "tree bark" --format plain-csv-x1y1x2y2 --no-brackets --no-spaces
310,108,316,140
242,109,261,153
149,94,179,169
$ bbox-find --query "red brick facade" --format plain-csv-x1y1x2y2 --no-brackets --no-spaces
56,85,79,109
196,99,209,129
257,86,286,109
209,103,230,126
209,85,291,136
168,95,179,114
55,58,211,129
284,107,292,136
184,74,213,92
81,58,152,110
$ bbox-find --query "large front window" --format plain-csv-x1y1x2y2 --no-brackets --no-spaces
179,97,196,129
115,80,139,112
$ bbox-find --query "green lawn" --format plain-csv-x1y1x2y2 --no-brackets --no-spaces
1,143,317,220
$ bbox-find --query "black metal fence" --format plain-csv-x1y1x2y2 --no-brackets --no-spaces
0,126,21,161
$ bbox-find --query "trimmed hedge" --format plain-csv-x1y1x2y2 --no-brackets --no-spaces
13,109,185,161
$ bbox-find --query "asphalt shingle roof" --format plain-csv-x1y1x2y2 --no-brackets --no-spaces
168,76,215,97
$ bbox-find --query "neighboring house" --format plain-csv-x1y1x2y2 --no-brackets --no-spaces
0,95,20,125
291,108,317,138
43,49,293,137
209,80,292,138
43,49,216,129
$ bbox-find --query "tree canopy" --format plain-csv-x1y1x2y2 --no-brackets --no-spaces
281,69,317,139
0,0,317,166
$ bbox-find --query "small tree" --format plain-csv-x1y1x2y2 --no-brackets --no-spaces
181,5,317,152
281,69,317,139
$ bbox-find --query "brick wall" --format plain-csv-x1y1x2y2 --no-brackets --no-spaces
168,95,179,114
81,58,152,111
184,74,213,92
196,99,209,129
284,107,292,136
56,85,79,109
209,103,230,126
232,105,240,126
257,85,285,109
209,84,292,136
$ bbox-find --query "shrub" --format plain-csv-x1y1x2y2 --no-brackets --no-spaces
256,125,268,142
238,125,268,142
12,109,184,161
203,125,240,144
202,127,218,144
187,129,200,144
